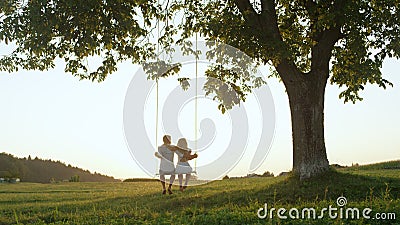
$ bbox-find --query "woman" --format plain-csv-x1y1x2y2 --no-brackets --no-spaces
175,138,198,191
154,135,185,195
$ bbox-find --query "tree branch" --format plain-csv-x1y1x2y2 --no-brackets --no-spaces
233,0,285,51
310,26,341,75
232,0,302,83
259,0,303,83
232,0,259,26
310,0,347,75
303,0,317,14
259,0,282,42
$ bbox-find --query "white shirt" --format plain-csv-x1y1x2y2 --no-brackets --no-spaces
158,144,175,172
176,149,189,164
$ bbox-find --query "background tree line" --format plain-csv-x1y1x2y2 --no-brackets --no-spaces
0,152,118,183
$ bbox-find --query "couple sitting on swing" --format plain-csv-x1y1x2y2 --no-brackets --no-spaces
155,135,198,195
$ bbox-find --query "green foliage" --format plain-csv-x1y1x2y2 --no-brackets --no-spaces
176,0,399,105
262,171,274,177
0,153,24,178
69,175,80,182
0,0,20,15
329,0,397,103
177,77,191,90
0,0,158,81
142,60,181,81
1,0,399,107
0,0,400,110
0,162,399,224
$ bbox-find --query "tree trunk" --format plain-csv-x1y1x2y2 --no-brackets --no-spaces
285,74,329,180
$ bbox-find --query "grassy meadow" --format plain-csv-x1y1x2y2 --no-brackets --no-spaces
0,161,399,224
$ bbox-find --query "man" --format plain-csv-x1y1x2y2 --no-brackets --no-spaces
155,135,183,195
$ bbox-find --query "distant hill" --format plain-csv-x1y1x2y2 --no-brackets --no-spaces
347,160,400,170
0,152,119,183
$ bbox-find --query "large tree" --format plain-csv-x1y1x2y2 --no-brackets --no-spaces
1,0,399,179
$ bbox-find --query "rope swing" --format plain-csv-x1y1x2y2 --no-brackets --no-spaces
154,3,199,176
154,37,199,175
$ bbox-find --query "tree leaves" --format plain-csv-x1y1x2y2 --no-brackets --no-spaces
142,60,182,81
329,0,397,103
177,77,190,90
0,0,158,81
1,0,399,109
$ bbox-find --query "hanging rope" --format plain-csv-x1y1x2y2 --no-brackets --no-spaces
154,1,199,175
154,0,161,177
155,78,159,150
194,31,198,174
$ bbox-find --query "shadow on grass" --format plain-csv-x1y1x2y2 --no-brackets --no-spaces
3,169,399,225
128,169,400,212
10,170,398,225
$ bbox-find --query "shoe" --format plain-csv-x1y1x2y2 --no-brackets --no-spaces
179,186,184,192
162,190,166,195
183,185,187,190
167,188,173,195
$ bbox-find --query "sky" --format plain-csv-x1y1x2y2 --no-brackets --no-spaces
0,42,399,180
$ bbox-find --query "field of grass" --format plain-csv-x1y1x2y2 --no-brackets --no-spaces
0,161,399,224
